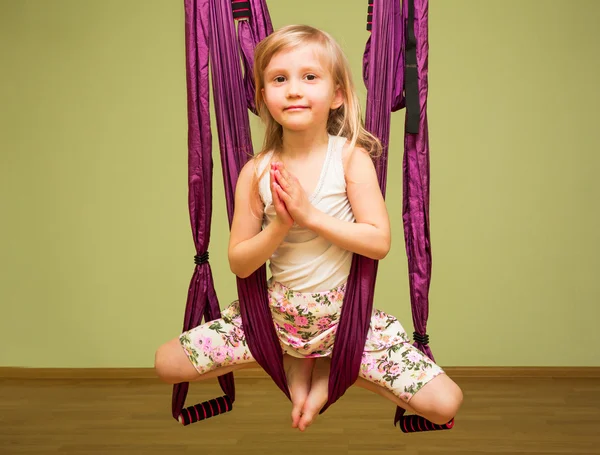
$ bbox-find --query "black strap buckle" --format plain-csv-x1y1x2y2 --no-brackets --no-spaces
194,251,209,265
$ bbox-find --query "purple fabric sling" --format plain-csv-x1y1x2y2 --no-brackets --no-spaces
363,0,433,424
172,0,234,420
173,0,433,427
399,0,435,364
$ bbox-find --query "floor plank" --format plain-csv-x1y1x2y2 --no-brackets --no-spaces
1,377,599,454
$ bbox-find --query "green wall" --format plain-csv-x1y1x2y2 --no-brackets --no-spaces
1,0,598,368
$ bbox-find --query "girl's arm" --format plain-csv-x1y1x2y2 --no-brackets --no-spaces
272,147,391,260
228,160,292,278
307,146,391,260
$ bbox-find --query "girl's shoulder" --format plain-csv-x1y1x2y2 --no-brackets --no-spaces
237,150,274,182
253,150,275,173
338,138,371,176
247,150,276,207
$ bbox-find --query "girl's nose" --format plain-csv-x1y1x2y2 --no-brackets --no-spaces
286,80,301,98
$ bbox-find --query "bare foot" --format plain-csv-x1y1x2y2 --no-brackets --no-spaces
298,357,330,431
283,355,315,429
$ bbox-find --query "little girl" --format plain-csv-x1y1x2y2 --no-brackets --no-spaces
155,24,463,432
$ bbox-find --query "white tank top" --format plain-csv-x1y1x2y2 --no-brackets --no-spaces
257,134,355,292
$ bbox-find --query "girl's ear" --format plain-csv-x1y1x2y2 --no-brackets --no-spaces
331,86,344,110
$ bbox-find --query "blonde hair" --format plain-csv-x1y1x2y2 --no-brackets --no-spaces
250,24,382,213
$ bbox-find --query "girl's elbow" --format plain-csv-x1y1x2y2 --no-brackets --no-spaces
364,245,389,261
229,264,243,278
229,257,257,279
228,252,249,278
229,260,250,279
230,264,251,279
374,236,391,260
372,247,389,260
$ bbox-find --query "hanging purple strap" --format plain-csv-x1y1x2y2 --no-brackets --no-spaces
398,0,435,362
362,0,433,425
173,0,236,421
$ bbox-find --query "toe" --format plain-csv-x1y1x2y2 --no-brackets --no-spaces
298,402,320,431
291,402,303,428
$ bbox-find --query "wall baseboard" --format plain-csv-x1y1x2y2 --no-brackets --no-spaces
1,366,599,380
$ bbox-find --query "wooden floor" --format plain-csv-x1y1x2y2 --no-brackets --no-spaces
1,376,600,454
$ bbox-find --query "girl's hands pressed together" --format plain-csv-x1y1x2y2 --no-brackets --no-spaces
270,163,294,229
272,162,316,228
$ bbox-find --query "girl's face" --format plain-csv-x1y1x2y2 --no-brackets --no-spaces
261,44,343,133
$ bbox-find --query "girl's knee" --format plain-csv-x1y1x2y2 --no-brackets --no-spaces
430,384,463,424
410,374,463,425
154,341,175,383
154,338,196,384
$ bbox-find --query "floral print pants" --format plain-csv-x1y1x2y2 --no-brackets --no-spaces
179,280,444,404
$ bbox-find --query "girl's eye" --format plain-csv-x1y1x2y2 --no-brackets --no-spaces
305,74,317,81
274,76,286,83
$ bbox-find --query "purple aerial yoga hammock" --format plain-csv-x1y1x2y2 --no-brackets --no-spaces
173,0,446,431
